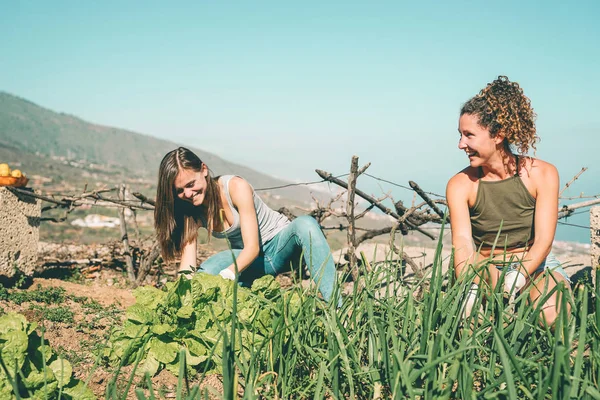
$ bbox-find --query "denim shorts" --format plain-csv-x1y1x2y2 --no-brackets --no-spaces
495,252,571,284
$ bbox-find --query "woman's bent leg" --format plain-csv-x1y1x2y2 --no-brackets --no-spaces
529,271,571,328
529,254,571,327
266,216,338,303
199,250,266,287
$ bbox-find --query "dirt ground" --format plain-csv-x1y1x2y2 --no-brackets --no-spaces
1,242,230,399
0,277,229,399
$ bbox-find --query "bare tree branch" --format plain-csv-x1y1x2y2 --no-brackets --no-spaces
136,241,161,286
356,162,371,177
277,207,297,221
315,169,435,240
558,198,600,219
409,180,448,222
132,191,156,206
559,167,588,198
356,226,394,245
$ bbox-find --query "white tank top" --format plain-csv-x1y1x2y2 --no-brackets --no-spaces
200,175,290,248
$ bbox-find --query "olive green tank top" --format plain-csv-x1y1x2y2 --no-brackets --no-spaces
469,156,536,249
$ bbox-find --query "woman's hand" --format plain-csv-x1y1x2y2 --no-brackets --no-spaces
504,269,527,294
219,268,236,281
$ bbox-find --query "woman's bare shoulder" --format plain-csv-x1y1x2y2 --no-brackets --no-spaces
227,176,255,205
228,176,252,191
447,166,478,187
447,167,479,207
524,157,558,180
217,175,251,191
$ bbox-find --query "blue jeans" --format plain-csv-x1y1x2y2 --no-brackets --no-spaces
199,216,338,303
534,252,571,283
496,252,571,283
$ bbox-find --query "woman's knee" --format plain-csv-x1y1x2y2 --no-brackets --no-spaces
540,306,567,328
538,294,570,328
292,215,322,237
199,251,238,275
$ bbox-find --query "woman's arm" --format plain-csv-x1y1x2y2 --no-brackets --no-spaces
520,161,559,275
221,177,260,276
179,237,198,275
446,174,477,280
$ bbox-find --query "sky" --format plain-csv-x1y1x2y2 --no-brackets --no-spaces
1,0,599,243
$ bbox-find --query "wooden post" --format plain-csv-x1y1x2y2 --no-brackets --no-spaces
346,156,359,280
118,184,136,282
591,206,600,269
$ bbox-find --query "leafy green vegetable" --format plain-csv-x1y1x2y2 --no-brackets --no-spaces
0,312,96,399
106,273,285,377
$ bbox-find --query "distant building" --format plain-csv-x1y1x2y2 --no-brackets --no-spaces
71,214,120,228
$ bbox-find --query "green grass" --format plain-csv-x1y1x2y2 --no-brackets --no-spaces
4,232,599,399
106,231,597,399
1,284,69,305
28,304,76,324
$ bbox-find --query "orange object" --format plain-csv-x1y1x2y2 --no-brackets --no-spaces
0,176,29,187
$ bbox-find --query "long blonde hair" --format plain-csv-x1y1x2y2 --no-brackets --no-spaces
154,147,222,262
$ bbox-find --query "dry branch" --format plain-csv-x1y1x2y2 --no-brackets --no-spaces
560,194,600,200
132,192,156,206
558,198,600,219
391,243,422,279
315,169,435,240
559,167,587,198
277,207,298,221
409,181,447,221
356,226,394,245
136,241,161,286
322,225,370,232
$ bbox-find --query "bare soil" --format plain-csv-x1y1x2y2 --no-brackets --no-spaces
1,243,227,399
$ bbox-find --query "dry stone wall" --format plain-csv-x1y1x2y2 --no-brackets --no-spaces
0,187,40,277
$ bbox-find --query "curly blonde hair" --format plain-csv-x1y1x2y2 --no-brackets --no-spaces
461,76,538,155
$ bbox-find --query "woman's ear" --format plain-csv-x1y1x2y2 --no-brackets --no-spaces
201,163,209,177
494,131,506,146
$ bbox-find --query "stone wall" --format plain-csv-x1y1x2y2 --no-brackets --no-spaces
0,187,40,277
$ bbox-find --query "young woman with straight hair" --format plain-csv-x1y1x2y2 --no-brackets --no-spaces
154,147,338,304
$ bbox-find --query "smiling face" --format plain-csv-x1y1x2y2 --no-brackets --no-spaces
174,164,209,206
458,113,504,167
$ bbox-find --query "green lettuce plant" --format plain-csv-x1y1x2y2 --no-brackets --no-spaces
0,312,96,399
104,273,286,378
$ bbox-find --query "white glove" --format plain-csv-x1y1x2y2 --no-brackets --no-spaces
462,283,479,319
219,268,236,281
504,269,527,294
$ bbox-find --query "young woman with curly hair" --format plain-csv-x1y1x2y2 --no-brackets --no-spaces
154,147,338,304
446,76,570,326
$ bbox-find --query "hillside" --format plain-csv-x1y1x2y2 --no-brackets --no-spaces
0,91,379,246
0,91,311,199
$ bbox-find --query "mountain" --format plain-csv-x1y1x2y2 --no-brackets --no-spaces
0,91,310,199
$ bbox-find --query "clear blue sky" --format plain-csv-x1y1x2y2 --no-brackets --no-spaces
1,1,599,243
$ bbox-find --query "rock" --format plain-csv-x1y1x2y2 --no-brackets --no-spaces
0,187,40,278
